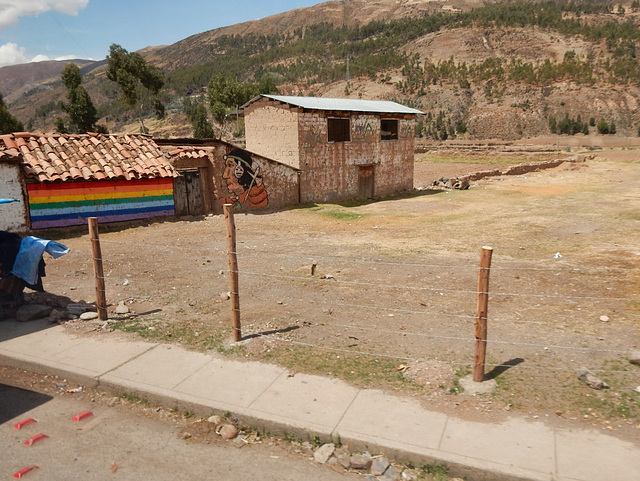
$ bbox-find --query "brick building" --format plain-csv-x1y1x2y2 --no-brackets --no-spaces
243,95,423,203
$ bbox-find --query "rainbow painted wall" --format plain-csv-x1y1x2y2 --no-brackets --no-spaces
27,178,175,229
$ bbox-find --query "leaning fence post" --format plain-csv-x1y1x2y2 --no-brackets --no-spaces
224,204,242,342
473,246,493,382
88,217,108,321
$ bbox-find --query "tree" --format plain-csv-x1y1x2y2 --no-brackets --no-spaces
191,103,214,139
60,63,98,133
106,44,165,133
597,119,609,134
0,93,23,134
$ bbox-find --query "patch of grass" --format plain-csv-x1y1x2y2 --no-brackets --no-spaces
448,368,470,394
420,462,450,481
309,206,369,221
114,392,152,406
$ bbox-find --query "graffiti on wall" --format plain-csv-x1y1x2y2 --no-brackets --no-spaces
399,122,413,139
352,119,374,141
221,148,269,209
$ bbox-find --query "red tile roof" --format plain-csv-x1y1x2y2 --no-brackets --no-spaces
167,147,209,159
0,132,178,183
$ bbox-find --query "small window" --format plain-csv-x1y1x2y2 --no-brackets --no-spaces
381,119,398,140
328,118,350,142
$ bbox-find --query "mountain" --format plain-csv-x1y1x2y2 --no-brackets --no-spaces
2,0,640,140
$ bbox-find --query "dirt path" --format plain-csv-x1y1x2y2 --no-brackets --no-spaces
19,148,640,442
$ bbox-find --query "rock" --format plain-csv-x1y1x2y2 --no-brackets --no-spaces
16,304,53,322
402,469,418,481
207,415,223,425
371,456,390,476
577,368,609,390
66,302,95,316
350,453,372,471
599,315,610,322
630,351,640,366
363,475,377,481
48,308,66,323
181,432,192,440
220,292,231,301
334,446,351,469
313,443,335,464
115,301,130,314
216,424,238,440
107,396,120,407
381,466,399,481
80,311,99,320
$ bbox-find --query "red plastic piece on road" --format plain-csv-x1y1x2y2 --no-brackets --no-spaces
13,418,36,430
13,466,39,479
23,433,48,446
72,411,94,422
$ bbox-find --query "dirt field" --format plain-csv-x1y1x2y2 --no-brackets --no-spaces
11,145,640,442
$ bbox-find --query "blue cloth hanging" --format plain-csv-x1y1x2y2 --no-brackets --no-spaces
11,236,70,285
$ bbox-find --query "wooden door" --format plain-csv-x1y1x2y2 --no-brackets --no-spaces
173,170,205,216
358,165,374,199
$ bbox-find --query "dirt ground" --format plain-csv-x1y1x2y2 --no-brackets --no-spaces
6,144,640,443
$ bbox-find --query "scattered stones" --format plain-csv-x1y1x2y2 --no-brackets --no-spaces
80,311,99,320
630,351,640,366
371,456,390,476
313,443,335,464
16,304,53,322
350,453,373,471
401,469,419,481
107,396,120,407
216,424,239,440
577,368,609,390
48,308,66,323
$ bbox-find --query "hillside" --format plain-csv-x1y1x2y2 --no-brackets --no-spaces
2,0,640,140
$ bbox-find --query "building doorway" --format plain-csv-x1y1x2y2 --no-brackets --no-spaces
358,165,374,199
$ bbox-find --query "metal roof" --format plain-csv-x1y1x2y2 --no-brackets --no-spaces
250,95,424,115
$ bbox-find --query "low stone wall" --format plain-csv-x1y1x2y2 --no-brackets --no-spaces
430,155,591,190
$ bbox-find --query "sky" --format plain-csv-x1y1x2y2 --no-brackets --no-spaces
0,0,322,68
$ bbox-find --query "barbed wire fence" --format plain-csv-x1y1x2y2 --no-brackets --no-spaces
75,215,640,385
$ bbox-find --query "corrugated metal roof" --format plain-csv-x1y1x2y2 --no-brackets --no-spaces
252,95,424,115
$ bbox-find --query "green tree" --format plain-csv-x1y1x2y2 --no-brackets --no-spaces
60,63,98,133
597,119,609,134
106,44,165,133
0,93,23,134
609,121,616,134
191,103,214,139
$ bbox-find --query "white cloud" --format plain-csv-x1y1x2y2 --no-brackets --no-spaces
0,0,89,30
0,42,29,67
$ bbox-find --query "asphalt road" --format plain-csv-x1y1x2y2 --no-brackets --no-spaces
1,377,358,481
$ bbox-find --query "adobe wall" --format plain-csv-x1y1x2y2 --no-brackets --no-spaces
298,112,415,203
0,163,29,232
244,99,300,169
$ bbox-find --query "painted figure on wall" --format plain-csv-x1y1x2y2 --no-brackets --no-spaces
222,149,268,208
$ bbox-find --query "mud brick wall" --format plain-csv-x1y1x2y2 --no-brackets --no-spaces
245,101,300,169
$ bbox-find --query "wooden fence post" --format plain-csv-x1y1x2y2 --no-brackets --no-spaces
473,246,493,382
88,217,108,321
224,204,242,342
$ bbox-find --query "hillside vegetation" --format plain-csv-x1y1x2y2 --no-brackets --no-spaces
4,0,640,140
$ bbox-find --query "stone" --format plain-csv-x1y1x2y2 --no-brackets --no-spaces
334,446,351,469
313,443,335,464
66,302,95,316
380,466,399,481
371,456,390,476
220,292,230,302
363,475,377,481
577,368,609,390
630,351,640,366
16,304,53,322
216,424,238,440
599,315,610,322
350,454,372,471
48,308,66,323
115,301,130,314
207,415,223,425
80,311,99,320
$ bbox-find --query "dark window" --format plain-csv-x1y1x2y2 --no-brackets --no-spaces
328,118,350,142
381,119,398,140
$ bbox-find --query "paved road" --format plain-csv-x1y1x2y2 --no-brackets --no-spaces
1,379,357,481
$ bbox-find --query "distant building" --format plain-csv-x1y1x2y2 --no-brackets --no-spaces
242,94,423,203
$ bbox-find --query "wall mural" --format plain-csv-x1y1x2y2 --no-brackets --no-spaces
221,148,269,209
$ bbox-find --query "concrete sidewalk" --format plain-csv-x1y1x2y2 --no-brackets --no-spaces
1,319,638,481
